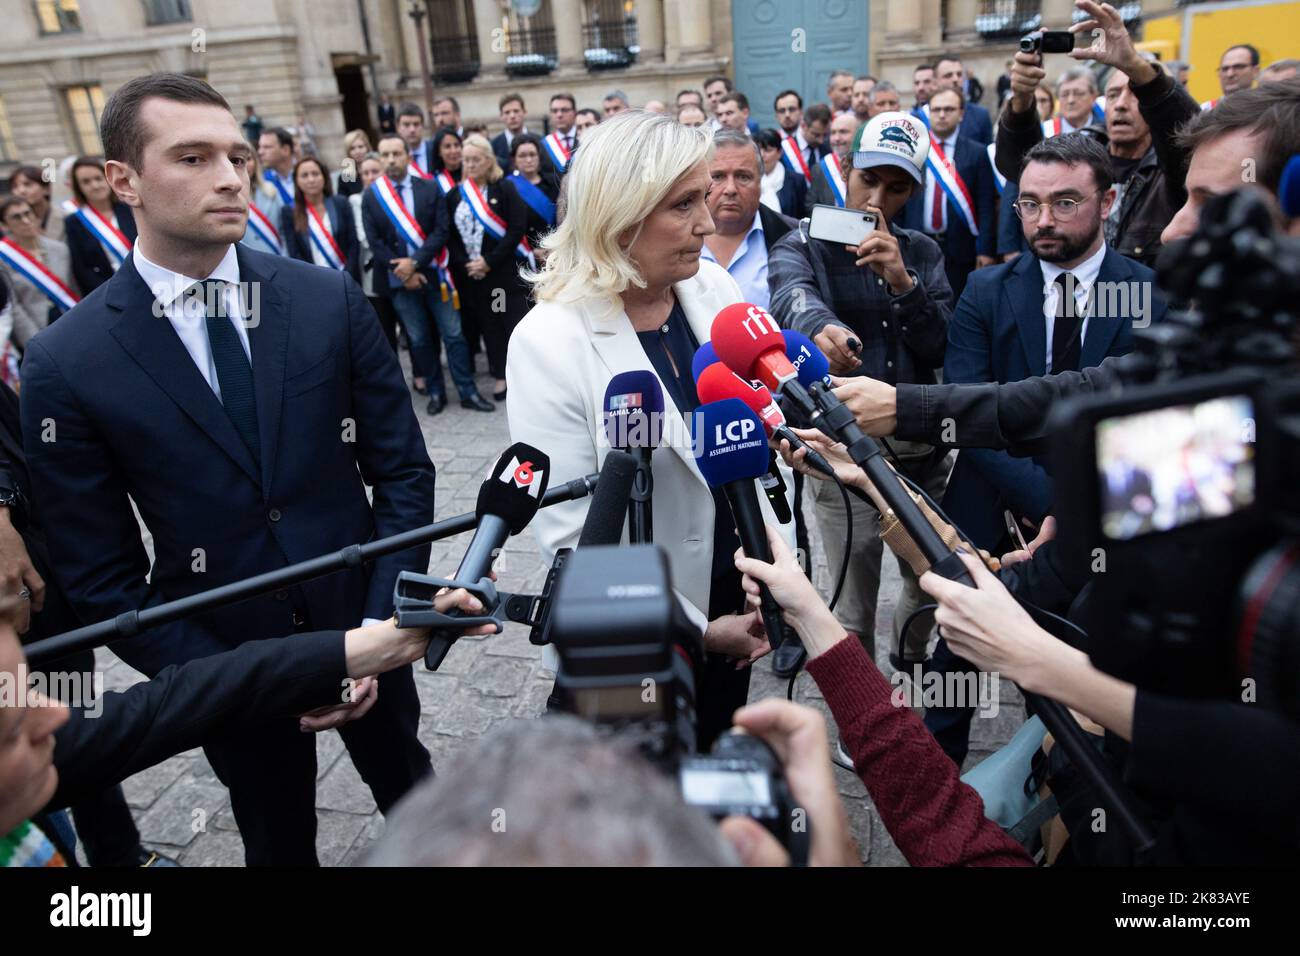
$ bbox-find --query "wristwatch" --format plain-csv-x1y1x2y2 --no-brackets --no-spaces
0,472,29,531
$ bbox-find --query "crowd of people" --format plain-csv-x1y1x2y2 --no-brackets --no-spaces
1,0,1298,870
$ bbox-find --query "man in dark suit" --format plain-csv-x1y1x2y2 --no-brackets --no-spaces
363,135,492,414
21,73,439,866
491,92,530,172
901,87,998,298
929,133,1166,766
924,54,993,146
396,102,436,178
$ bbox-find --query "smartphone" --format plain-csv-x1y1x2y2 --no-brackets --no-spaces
1004,510,1030,551
809,204,877,247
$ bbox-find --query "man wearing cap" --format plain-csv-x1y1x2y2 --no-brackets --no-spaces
767,111,954,670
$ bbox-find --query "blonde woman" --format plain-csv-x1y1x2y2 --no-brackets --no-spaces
333,129,372,198
506,110,794,747
445,133,529,400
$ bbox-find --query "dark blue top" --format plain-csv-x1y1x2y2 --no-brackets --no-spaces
636,297,743,603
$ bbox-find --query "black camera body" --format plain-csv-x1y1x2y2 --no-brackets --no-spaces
1049,191,1300,714
1020,30,1077,55
547,544,808,862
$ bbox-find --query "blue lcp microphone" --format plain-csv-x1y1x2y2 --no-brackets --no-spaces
604,370,664,544
693,398,786,644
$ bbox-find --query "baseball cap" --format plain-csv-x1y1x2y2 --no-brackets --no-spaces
851,111,929,185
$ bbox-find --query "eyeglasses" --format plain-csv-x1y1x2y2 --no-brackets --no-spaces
3,210,35,224
1011,191,1100,220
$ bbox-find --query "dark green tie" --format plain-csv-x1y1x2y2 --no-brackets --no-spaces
199,279,260,465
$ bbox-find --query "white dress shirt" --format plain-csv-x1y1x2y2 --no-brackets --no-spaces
700,210,770,309
132,242,250,399
922,131,958,234
760,161,785,214
1041,241,1107,370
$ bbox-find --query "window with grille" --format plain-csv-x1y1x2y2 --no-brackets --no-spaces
35,0,81,34
143,0,192,25
426,0,481,84
974,0,1042,38
583,0,639,70
506,3,558,76
65,84,105,154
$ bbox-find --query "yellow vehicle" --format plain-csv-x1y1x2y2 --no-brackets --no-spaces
1138,0,1300,104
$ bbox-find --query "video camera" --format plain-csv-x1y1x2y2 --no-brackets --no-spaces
545,544,810,864
1051,190,1300,715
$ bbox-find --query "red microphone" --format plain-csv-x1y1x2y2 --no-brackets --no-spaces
710,303,817,419
696,362,837,481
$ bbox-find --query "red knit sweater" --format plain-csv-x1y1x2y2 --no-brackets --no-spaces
805,636,1034,867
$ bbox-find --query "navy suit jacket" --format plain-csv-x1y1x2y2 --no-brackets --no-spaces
62,202,137,294
941,247,1167,548
278,194,360,281
361,174,451,297
901,135,997,265
20,247,436,677
777,168,809,219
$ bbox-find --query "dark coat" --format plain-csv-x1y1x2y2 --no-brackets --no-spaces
61,202,137,294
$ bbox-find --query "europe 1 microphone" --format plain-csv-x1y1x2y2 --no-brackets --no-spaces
603,371,664,544
711,302,974,588
693,398,788,647
422,443,551,669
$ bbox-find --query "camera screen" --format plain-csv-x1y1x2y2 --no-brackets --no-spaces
1096,395,1256,541
680,769,771,807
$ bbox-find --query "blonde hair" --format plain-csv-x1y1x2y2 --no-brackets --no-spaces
462,134,504,184
526,109,711,304
343,129,371,154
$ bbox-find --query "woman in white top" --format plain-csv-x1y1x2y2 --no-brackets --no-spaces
506,110,794,745
350,152,401,351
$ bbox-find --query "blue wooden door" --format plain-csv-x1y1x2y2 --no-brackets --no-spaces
731,0,870,128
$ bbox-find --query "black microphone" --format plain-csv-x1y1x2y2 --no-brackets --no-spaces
425,443,551,669
578,450,638,547
693,398,787,646
603,371,664,544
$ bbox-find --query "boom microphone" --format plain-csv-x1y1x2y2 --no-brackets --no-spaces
604,371,663,544
578,450,639,547
425,443,551,669
693,398,787,646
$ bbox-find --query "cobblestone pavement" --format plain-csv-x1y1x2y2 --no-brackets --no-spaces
94,358,1023,867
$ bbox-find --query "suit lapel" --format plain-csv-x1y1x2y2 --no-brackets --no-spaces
1009,253,1048,376
1080,248,1126,369
106,255,261,485
237,246,289,497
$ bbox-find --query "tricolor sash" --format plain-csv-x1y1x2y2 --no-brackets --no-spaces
306,203,346,270
1091,101,1105,124
987,142,1006,195
780,135,813,185
1043,116,1066,138
1200,98,1219,112
374,177,458,305
914,104,931,129
924,134,979,236
432,170,457,197
510,171,556,226
459,180,535,268
409,155,432,180
819,153,846,207
265,167,294,206
66,202,131,264
542,131,572,171
0,238,79,312
246,201,283,254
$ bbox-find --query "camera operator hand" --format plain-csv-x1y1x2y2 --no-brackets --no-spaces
718,699,860,867
734,526,849,658
300,588,495,733
704,611,772,668
1008,48,1047,115
814,324,863,375
1068,0,1158,86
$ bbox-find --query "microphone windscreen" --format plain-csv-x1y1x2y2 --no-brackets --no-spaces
603,370,665,450
782,329,832,389
691,341,720,383
577,449,638,547
1280,154,1300,219
710,302,787,379
692,398,770,487
477,443,551,535
695,362,783,431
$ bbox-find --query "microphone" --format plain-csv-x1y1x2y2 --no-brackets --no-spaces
711,302,974,588
603,371,663,544
782,329,833,390
692,398,787,646
426,443,551,669
695,361,836,482
578,450,639,547
691,341,721,384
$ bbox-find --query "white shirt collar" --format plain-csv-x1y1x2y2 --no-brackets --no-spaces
1040,241,1107,291
133,241,241,310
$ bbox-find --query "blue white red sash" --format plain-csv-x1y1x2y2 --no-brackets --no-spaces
64,201,131,264
265,167,294,206
987,142,1006,195
246,201,283,254
0,237,79,311
1200,98,1218,112
306,203,345,270
374,177,458,305
1043,116,1067,138
542,131,572,171
459,180,534,268
510,171,556,226
409,155,432,180
914,104,931,129
1091,101,1105,124
924,134,979,236
819,153,846,207
432,170,457,197
781,135,813,185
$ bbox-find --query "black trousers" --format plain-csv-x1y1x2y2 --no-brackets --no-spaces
458,278,527,380
202,662,431,866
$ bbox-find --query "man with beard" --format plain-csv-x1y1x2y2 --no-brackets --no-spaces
929,132,1167,765
994,0,1199,266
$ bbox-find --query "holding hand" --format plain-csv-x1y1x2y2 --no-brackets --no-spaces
733,526,847,657
0,508,45,635
846,205,912,294
704,610,771,667
828,375,898,437
813,324,862,375
1069,0,1156,84
1009,49,1047,113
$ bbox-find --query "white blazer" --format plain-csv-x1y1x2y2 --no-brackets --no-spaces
506,261,797,636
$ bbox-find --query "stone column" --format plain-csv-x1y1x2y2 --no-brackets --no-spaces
553,0,584,68
637,0,664,61
473,0,506,71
